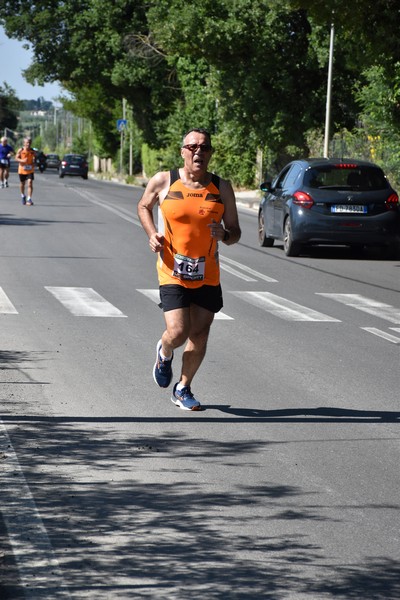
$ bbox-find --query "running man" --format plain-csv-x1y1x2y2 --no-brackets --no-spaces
15,137,36,205
0,136,14,188
137,127,241,410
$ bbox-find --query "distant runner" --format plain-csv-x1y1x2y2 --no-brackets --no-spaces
15,137,36,205
0,136,14,188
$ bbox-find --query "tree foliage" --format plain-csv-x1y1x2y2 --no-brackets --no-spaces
0,83,21,133
1,0,400,183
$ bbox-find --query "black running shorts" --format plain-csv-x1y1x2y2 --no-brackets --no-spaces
159,284,223,313
19,173,34,182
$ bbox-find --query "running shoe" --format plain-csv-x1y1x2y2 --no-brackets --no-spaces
5,181,8,187
153,340,173,388
0,183,3,188
171,383,201,411
26,198,34,206
21,195,26,205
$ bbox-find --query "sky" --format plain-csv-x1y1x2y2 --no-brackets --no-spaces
0,25,63,102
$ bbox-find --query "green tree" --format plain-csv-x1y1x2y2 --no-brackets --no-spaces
2,0,399,184
0,83,21,135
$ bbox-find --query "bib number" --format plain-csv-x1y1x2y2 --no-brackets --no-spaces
0,159,8,165
23,164,33,171
173,254,205,281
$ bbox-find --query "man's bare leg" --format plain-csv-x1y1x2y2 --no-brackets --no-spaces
179,304,214,387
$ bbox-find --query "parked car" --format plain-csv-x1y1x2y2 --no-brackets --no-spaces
59,154,88,179
46,153,60,169
258,158,400,257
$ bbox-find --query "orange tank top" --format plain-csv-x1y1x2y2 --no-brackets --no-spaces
17,148,36,175
157,169,225,288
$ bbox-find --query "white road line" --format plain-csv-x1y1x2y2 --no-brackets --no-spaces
45,287,127,317
317,293,400,324
231,291,341,322
0,286,18,314
220,255,278,282
361,328,400,344
71,188,142,226
220,263,257,282
137,289,234,320
0,421,71,598
390,327,400,333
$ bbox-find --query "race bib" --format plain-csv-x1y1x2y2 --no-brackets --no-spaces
23,164,33,171
0,159,8,165
173,254,205,281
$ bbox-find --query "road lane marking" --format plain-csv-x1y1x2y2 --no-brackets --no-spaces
137,289,234,320
0,421,71,598
231,291,341,321
361,328,400,344
220,263,257,282
45,287,127,317
317,293,400,324
220,255,278,282
0,287,18,314
71,188,142,226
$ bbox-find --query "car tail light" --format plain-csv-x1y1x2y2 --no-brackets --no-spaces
334,163,358,169
385,193,399,210
61,160,67,166
293,191,314,209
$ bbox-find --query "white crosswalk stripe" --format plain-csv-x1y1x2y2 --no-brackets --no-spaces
136,289,234,320
45,287,127,317
317,293,400,324
0,287,18,314
361,328,400,344
2,286,400,347
230,291,340,322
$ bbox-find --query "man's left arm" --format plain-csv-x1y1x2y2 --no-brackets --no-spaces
221,179,241,245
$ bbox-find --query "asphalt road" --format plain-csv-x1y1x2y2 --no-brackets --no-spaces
1,167,399,599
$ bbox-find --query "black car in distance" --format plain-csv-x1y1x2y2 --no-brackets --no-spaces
258,158,400,257
46,153,61,169
59,154,88,179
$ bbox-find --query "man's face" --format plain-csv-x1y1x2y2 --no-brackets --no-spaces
1,139,7,146
181,132,213,173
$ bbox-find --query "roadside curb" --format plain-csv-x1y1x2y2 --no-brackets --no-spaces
235,190,261,211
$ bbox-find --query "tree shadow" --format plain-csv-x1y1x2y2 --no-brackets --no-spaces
310,557,400,599
0,214,102,226
1,349,400,598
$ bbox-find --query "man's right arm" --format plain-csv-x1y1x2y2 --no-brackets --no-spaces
137,171,169,253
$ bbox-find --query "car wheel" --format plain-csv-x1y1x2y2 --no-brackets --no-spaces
283,216,301,256
258,210,274,247
82,175,88,180
59,173,64,178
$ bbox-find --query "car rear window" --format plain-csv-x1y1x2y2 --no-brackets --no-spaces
304,165,389,191
66,156,85,164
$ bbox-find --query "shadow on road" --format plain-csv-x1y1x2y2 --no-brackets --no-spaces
1,349,400,599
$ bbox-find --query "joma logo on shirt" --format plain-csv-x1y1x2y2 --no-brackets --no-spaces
187,193,203,197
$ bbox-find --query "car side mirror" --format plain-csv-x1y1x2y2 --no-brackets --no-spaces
260,181,272,192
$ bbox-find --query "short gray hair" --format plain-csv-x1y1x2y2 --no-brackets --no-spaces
182,128,211,146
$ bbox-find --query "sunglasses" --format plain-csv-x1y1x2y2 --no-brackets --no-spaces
182,143,212,152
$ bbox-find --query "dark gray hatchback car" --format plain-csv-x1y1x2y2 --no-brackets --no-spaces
59,154,88,179
258,158,400,256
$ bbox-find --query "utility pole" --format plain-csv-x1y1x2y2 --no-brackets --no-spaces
323,16,335,158
120,98,126,174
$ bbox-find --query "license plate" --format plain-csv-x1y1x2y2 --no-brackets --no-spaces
331,205,367,214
